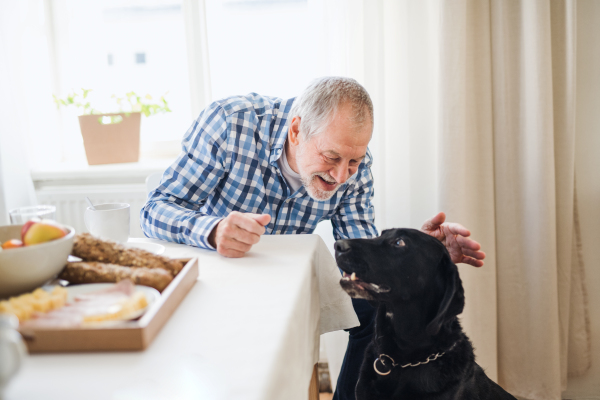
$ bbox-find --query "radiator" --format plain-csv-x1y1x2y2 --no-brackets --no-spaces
35,184,149,238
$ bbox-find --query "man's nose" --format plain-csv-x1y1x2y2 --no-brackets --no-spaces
330,162,351,184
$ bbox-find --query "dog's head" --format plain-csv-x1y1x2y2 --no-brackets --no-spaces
335,228,465,335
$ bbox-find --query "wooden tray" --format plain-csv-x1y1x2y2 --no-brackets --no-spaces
19,258,199,353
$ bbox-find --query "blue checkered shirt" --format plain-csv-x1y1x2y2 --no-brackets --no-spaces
140,93,378,250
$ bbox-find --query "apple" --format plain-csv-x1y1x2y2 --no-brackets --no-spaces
2,239,24,249
21,218,40,241
21,221,67,246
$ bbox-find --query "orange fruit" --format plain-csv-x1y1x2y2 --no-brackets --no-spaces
2,239,24,249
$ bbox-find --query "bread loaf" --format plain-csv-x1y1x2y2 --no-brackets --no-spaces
59,262,173,292
71,233,185,275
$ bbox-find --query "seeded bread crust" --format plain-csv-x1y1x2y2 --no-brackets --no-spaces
72,233,184,275
59,262,173,292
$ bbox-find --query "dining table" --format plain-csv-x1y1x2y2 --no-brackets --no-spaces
4,234,359,400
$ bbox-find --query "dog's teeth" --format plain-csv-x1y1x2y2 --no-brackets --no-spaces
351,272,357,281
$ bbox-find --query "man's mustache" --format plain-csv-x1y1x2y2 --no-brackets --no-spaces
313,172,337,185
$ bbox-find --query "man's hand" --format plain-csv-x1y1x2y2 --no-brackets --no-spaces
421,212,485,267
208,212,271,258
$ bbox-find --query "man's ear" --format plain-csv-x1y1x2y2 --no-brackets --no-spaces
425,253,465,336
288,116,301,146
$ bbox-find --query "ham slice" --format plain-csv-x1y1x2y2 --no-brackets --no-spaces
20,280,142,329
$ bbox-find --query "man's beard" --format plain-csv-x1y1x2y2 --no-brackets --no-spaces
300,171,340,201
295,144,340,201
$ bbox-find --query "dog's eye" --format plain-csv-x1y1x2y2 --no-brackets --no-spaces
394,239,406,247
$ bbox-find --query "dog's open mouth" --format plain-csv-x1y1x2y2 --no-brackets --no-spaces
340,271,391,297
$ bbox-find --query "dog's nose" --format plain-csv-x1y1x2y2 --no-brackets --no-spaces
335,240,351,253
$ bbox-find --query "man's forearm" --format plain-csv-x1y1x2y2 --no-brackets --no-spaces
140,199,223,250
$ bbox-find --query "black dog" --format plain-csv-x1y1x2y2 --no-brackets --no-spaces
335,228,516,400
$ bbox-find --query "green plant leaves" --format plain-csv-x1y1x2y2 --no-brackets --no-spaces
53,89,171,117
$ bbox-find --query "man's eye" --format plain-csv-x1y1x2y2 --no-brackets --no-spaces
394,239,406,247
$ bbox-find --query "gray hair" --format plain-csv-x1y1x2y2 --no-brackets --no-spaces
289,76,374,141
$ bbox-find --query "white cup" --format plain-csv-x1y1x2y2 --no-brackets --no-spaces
84,203,130,243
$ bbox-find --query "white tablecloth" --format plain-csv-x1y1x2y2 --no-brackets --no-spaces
5,234,358,400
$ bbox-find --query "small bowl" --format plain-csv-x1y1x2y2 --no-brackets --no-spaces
0,224,75,299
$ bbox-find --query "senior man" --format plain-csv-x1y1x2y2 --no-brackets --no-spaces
140,76,485,399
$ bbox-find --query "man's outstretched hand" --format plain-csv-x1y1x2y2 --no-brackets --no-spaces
208,212,271,258
421,212,485,267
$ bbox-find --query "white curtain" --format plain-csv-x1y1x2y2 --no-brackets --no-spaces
0,1,41,224
439,0,591,397
319,0,445,390
322,1,592,399
182,0,212,117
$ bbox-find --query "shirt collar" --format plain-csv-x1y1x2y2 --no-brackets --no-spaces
269,97,295,166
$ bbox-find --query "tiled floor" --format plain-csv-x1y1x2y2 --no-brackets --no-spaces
319,393,333,400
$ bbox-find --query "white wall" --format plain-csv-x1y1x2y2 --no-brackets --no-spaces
563,1,600,398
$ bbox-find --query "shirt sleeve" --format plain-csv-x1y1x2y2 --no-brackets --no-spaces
330,154,379,240
140,102,230,250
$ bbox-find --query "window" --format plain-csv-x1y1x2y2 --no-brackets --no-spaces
49,0,192,163
27,0,329,169
135,53,146,64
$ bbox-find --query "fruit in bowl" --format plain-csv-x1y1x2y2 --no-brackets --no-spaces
21,220,67,246
0,223,75,299
1,239,23,249
0,220,67,250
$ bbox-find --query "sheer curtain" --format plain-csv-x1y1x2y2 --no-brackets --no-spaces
182,0,212,117
322,0,591,399
319,0,445,390
0,1,41,224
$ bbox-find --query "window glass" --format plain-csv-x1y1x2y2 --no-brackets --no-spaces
52,0,191,161
36,0,330,166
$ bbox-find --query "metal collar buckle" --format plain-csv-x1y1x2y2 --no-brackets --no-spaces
373,354,397,376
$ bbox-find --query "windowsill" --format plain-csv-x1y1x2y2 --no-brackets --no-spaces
31,157,176,188
30,137,181,188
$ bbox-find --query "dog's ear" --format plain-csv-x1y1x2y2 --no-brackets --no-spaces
425,253,465,336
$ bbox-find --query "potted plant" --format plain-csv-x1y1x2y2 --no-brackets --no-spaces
53,89,171,165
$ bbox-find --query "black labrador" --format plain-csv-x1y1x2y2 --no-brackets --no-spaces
335,228,516,400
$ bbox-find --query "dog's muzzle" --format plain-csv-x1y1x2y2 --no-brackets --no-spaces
340,271,391,293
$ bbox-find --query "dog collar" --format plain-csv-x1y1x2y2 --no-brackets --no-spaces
373,342,458,376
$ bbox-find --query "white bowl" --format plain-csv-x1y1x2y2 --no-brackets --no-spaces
0,224,75,299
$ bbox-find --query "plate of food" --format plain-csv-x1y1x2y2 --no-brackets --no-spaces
67,281,160,325
12,280,160,329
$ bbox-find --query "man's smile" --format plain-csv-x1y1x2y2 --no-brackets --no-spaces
316,174,338,190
